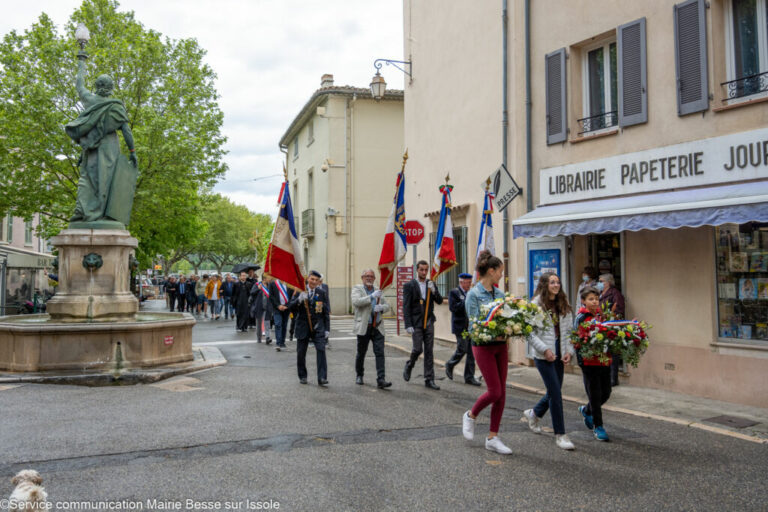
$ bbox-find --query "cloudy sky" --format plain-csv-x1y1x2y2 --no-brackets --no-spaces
0,0,404,218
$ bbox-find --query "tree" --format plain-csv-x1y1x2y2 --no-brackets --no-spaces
0,0,226,265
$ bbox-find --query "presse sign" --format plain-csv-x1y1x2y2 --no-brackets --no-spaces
540,127,768,205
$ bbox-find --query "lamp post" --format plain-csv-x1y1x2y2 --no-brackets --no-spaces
75,22,90,58
370,58,412,100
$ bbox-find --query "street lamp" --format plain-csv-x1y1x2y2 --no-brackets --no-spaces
370,58,412,100
75,22,90,58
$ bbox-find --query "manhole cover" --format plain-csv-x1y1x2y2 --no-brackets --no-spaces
702,415,759,429
243,356,251,359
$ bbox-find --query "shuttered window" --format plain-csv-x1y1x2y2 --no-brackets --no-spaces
618,18,648,127
545,48,567,144
675,0,709,115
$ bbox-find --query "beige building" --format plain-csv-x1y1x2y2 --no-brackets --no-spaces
279,74,404,313
404,0,768,407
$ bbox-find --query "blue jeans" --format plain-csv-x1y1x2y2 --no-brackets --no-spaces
273,310,289,346
208,299,222,315
221,298,233,318
533,358,566,435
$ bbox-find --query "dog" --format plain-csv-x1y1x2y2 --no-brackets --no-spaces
9,470,48,510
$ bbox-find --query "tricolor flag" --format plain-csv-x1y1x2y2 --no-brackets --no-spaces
264,181,306,292
431,184,457,280
378,171,407,289
474,189,496,282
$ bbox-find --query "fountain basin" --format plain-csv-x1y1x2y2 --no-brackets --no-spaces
0,312,195,372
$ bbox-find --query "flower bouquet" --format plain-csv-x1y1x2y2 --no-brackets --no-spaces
464,295,551,345
570,318,651,367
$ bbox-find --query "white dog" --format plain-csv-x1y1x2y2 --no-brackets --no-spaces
9,470,48,510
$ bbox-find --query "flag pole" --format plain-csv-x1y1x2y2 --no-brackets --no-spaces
424,173,451,329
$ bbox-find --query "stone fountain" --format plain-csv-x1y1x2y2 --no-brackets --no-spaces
0,23,194,374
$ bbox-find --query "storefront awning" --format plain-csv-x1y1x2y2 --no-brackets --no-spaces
513,181,768,238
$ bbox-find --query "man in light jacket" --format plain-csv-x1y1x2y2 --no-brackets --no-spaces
351,269,392,389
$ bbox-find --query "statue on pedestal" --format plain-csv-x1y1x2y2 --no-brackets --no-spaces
65,23,138,230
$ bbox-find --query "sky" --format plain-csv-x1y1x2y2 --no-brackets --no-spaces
0,0,404,219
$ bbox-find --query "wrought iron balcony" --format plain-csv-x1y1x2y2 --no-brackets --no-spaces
721,71,768,101
577,111,618,135
301,208,314,237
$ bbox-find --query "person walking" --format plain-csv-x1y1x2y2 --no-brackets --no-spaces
575,266,598,310
247,269,257,328
574,286,612,442
598,273,626,386
288,270,330,385
186,275,198,313
176,276,189,312
402,260,443,390
231,271,252,332
461,251,512,455
221,274,235,319
445,273,481,386
351,269,391,389
165,276,178,312
250,276,273,344
523,272,576,451
206,274,222,320
269,279,293,351
196,274,209,318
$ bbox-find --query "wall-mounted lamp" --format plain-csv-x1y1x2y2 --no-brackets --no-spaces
370,58,412,100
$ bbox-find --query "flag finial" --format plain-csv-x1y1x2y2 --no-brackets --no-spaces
401,149,409,172
485,177,491,190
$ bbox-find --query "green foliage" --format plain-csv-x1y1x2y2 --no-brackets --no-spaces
0,0,226,265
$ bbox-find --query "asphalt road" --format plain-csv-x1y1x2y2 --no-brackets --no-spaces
0,309,765,511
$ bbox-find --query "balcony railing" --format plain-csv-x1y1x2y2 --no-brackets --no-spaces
577,110,618,135
721,71,768,101
301,208,314,237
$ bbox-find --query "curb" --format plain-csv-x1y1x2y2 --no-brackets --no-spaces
384,340,767,445
0,346,227,387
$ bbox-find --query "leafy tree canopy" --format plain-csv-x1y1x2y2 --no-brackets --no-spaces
0,0,226,265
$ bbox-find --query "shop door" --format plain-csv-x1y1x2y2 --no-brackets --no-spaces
589,233,623,292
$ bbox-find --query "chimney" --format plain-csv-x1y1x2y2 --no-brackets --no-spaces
321,74,334,87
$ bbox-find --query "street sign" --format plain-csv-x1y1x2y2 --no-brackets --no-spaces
404,220,425,244
483,164,522,212
164,335,174,346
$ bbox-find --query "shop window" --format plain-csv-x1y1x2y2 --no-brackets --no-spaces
579,41,618,134
429,226,468,296
716,222,768,342
588,233,623,292
723,0,768,101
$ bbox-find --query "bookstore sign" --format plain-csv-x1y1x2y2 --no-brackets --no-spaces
540,127,768,205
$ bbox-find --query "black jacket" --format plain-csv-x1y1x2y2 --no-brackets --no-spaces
269,280,294,311
288,286,330,341
448,287,469,334
403,279,443,329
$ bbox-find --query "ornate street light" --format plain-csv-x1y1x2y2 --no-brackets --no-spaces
75,23,90,57
370,58,412,100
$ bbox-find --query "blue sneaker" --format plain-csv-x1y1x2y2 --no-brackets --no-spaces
579,405,594,430
594,426,609,441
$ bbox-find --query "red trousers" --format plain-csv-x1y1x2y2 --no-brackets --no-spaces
470,344,508,433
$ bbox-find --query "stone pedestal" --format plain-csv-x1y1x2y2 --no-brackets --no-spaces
46,229,138,322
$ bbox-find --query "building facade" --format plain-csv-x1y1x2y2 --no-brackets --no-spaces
0,214,55,315
404,0,768,407
279,75,404,313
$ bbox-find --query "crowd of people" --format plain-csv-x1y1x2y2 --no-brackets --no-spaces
159,256,626,454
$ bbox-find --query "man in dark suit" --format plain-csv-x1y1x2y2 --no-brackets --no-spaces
165,276,178,312
288,270,331,385
269,278,294,351
402,260,444,390
176,276,189,313
445,273,482,386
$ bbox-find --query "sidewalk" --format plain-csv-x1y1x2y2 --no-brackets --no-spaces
383,331,768,444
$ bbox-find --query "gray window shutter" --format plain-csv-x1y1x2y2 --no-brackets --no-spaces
545,48,567,144
674,0,709,115
618,18,647,127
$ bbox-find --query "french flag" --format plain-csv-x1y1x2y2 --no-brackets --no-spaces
264,181,306,292
431,184,457,280
474,189,496,281
378,172,407,289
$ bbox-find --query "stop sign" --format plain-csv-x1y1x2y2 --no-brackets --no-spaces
404,220,425,244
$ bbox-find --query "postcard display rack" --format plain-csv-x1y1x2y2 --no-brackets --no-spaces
716,223,768,341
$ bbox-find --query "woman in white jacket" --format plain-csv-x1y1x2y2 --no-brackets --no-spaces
523,272,577,450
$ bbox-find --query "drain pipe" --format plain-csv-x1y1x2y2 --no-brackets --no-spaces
525,0,532,213
502,0,510,292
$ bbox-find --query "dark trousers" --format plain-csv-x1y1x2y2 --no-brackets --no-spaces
186,295,196,312
445,333,476,380
356,324,386,380
236,308,249,331
408,322,435,381
582,365,612,427
297,337,327,382
289,314,297,340
273,310,289,345
533,358,566,435
168,293,177,311
610,354,622,386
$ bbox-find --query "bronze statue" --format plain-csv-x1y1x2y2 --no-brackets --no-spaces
65,24,138,229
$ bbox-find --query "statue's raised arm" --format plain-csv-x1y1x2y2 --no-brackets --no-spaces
75,56,98,108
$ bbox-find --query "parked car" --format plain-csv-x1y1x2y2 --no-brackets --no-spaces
134,277,155,301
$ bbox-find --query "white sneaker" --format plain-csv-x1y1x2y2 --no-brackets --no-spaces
485,436,513,455
555,434,575,450
523,409,542,434
462,411,475,440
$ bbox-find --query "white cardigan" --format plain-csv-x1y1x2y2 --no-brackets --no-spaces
526,296,575,360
